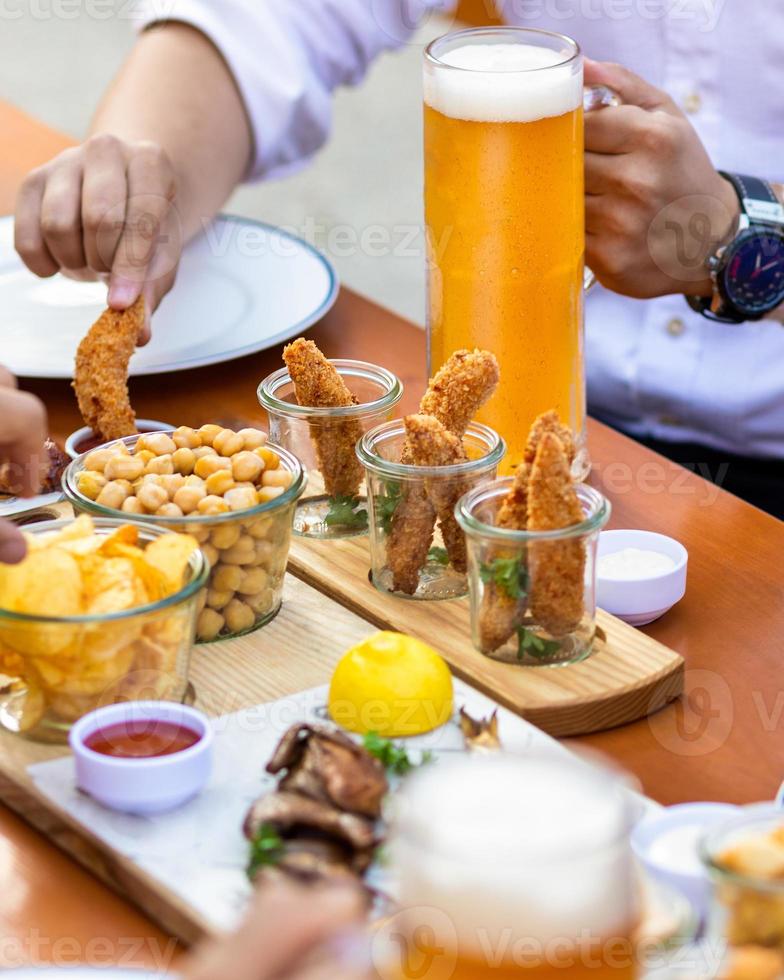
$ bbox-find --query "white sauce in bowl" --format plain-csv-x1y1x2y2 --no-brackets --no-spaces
598,547,677,580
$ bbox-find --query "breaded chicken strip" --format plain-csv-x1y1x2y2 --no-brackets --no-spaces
527,433,585,635
73,297,143,441
419,348,500,440
406,414,469,572
525,410,576,467
283,338,364,498
386,483,436,596
478,462,530,654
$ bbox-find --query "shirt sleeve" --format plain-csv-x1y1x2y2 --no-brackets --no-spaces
134,0,455,180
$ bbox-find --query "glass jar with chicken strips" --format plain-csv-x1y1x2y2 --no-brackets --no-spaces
62,430,305,642
357,420,505,600
0,519,208,743
258,361,403,538
457,480,610,665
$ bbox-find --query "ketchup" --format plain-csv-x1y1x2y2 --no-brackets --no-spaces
84,720,201,759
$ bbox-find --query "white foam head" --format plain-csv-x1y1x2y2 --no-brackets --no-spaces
390,754,637,948
425,41,582,123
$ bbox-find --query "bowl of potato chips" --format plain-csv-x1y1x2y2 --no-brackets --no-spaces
0,516,208,742
61,426,306,641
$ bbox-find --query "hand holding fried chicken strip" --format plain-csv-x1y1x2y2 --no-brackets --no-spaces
73,296,143,441
477,462,530,654
528,432,585,636
282,338,364,499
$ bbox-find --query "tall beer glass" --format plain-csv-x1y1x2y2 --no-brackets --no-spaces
383,754,640,978
424,28,587,476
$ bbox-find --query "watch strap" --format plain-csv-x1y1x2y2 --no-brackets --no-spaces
720,171,784,226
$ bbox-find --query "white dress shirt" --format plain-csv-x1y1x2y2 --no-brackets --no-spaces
136,0,784,459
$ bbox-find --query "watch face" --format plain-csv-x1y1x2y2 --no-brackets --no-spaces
723,230,784,315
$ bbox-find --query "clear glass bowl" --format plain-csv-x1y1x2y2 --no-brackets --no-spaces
456,479,611,666
0,518,208,743
258,360,403,539
357,420,505,600
61,433,306,642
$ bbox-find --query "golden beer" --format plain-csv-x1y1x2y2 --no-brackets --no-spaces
424,30,587,474
382,754,640,979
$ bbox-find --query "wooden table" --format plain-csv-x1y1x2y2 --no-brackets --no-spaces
2,100,784,965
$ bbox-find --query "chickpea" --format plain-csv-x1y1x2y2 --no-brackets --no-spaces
205,470,235,497
197,608,225,641
223,598,256,635
136,449,155,466
258,486,285,504
185,474,205,487
189,525,210,544
202,542,219,567
142,473,164,485
196,589,208,615
220,543,257,565
172,426,201,450
245,588,275,615
240,567,269,595
212,564,243,592
156,502,184,518
197,424,223,447
261,468,292,489
96,480,130,509
248,517,273,540
206,588,233,610
238,427,268,450
158,474,186,497
83,448,116,472
146,454,175,476
173,484,206,514
76,470,107,501
224,487,258,512
193,445,217,461
120,496,143,515
194,454,232,480
103,454,144,482
210,523,241,550
172,447,196,475
254,540,277,563
145,433,177,456
231,450,264,484
213,428,245,458
255,446,280,470
197,495,230,516
137,482,169,513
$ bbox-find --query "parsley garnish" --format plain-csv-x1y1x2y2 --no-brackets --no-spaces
480,557,528,600
325,494,368,530
246,823,284,880
376,481,403,534
363,732,434,776
427,546,450,566
517,627,562,662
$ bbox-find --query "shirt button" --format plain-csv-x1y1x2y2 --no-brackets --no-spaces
683,92,702,114
666,318,687,337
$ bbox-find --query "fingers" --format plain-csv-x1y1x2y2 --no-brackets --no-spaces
0,521,27,565
0,367,18,390
585,104,652,155
0,388,48,498
584,59,674,113
14,168,59,278
38,148,87,272
81,134,129,274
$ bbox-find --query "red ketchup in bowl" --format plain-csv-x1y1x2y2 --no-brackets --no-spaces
84,720,201,759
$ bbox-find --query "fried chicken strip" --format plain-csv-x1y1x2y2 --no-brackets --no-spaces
525,410,576,467
527,432,585,636
282,338,364,498
73,297,143,441
420,349,501,438
477,462,530,654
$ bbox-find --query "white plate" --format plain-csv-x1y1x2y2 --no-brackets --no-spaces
0,491,62,519
0,214,338,379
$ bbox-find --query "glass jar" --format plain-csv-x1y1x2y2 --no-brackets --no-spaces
258,360,402,538
357,420,505,600
456,479,610,665
62,434,305,642
0,518,208,743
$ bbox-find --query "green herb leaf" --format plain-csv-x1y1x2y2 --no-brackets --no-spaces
363,732,434,777
325,495,368,530
246,823,284,880
376,482,403,535
517,627,562,662
427,546,450,566
479,557,528,600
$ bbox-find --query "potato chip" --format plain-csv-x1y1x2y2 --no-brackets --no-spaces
34,514,95,548
98,524,139,553
143,534,200,595
100,542,168,603
84,557,147,615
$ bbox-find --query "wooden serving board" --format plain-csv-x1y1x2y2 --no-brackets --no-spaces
287,536,684,738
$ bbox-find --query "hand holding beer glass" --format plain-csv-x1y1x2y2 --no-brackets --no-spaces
424,29,616,477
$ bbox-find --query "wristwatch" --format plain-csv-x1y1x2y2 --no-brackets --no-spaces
687,172,784,323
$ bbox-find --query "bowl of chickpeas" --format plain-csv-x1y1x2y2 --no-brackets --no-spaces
61,426,306,642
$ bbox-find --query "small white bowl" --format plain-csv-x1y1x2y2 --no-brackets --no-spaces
65,420,173,460
596,529,688,626
69,701,213,815
632,802,739,921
